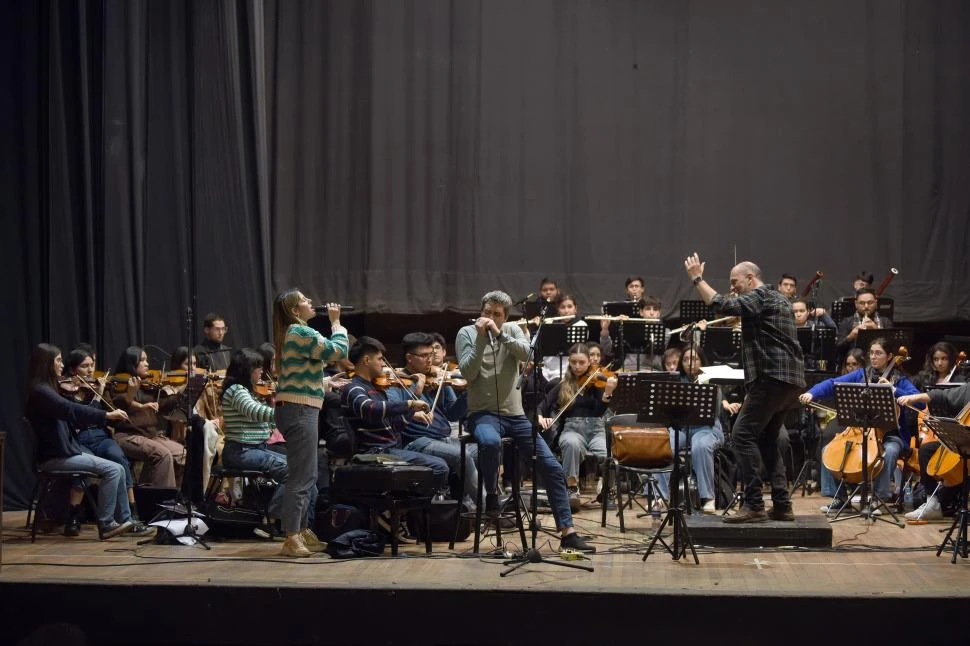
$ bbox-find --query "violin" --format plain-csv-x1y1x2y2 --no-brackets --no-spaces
108,370,164,394
162,367,206,386
254,380,277,399
58,376,99,399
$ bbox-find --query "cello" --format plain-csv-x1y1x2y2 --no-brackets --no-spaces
926,401,970,487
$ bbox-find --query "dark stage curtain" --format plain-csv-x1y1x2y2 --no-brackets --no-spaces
2,0,968,509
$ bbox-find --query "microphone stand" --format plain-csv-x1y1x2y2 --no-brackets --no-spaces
502,302,593,576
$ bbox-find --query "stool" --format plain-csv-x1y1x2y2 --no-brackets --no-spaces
26,468,99,543
203,465,270,525
332,492,433,556
451,431,528,552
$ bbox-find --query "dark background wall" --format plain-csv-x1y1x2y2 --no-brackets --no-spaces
2,0,969,509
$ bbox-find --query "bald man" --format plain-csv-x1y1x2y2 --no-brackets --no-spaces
685,254,806,523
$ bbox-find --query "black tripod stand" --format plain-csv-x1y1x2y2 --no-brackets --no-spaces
502,312,593,576
643,379,719,564
828,382,905,528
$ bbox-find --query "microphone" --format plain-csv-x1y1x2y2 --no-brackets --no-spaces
513,292,536,306
314,305,355,313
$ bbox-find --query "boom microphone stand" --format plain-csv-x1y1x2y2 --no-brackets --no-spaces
502,305,593,576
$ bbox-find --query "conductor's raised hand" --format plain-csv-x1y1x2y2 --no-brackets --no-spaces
684,253,705,281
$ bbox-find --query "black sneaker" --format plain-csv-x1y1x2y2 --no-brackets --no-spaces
560,532,596,554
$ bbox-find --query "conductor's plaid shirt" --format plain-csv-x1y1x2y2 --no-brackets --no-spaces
710,285,806,388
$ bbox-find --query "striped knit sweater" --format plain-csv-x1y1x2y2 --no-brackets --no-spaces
276,323,350,408
222,384,275,444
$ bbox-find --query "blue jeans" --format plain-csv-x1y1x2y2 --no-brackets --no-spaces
41,453,131,526
367,446,450,490
468,412,572,530
276,403,320,534
820,434,903,501
78,428,133,490
557,417,607,484
403,436,478,499
655,424,725,501
221,441,288,520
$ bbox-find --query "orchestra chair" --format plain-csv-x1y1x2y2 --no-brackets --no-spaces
202,464,270,527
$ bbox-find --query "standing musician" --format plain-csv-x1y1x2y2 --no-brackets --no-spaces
386,332,476,503
897,382,970,520
684,254,805,524
800,338,920,509
192,312,232,371
456,290,596,553
339,336,450,489
272,290,348,558
25,344,146,539
110,347,187,489
836,288,893,357
64,346,138,519
537,343,617,512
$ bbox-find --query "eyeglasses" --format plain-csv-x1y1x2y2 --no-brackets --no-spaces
409,352,434,359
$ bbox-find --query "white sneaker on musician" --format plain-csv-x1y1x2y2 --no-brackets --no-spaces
905,496,942,521
701,499,716,514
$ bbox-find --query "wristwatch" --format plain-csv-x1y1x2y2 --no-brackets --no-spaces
692,276,704,286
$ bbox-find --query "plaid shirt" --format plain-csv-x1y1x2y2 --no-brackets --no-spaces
710,285,805,388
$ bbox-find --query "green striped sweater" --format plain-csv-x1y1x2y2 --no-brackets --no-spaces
221,384,275,444
276,324,349,408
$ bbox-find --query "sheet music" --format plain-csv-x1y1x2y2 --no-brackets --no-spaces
697,364,745,384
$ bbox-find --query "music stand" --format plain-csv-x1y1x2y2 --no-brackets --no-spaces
602,301,639,317
797,327,836,372
856,328,914,355
538,323,571,381
523,299,553,321
923,417,970,563
829,382,904,527
565,323,592,345
678,300,715,325
701,328,742,366
640,380,718,564
830,298,856,324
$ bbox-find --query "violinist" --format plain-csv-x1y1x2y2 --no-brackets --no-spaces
912,341,966,390
256,342,287,456
836,288,893,358
800,338,920,510
110,346,186,488
652,348,726,514
168,345,221,491
192,312,232,371
897,382,970,520
25,344,146,539
64,346,138,518
323,334,357,393
386,333,476,503
537,343,616,512
339,336,449,490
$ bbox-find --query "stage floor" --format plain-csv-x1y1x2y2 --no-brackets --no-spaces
2,493,968,645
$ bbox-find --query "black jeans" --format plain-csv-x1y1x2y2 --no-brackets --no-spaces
731,376,802,511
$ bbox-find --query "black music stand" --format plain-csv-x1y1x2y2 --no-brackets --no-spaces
566,323,592,345
798,327,836,373
701,327,742,366
641,380,718,564
857,328,914,355
829,382,904,527
602,300,639,318
678,300,715,325
538,324,571,381
524,299,554,321
830,298,856,324
923,417,970,562
619,321,667,370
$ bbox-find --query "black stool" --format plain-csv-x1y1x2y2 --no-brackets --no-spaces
204,465,271,525
26,467,99,543
333,492,433,557
451,429,528,552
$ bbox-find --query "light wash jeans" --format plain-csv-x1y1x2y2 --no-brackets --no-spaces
41,453,131,526
557,417,607,485
654,424,724,501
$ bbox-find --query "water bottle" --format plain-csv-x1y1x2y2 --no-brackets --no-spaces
650,499,662,527
903,483,913,511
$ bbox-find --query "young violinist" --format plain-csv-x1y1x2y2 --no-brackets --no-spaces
110,347,186,489
25,344,147,539
273,290,349,558
800,338,920,509
652,348,726,514
385,333,475,502
221,348,290,536
256,342,287,456
64,346,138,518
537,343,617,511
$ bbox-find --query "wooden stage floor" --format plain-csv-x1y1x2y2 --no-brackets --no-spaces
2,493,968,645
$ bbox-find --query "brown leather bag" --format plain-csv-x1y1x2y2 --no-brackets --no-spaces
611,425,672,468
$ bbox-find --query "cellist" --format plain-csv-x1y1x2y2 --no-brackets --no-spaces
800,338,920,511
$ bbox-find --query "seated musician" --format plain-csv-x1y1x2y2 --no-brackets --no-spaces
339,336,450,492
221,348,290,535
912,341,966,390
169,345,221,486
792,297,836,329
624,275,645,301
25,344,147,539
663,347,682,374
897,382,970,520
813,350,867,502
611,296,668,371
652,347,725,514
836,288,893,358
192,312,232,372
538,343,617,511
110,347,187,488
852,270,874,293
800,338,919,510
323,334,357,393
256,342,287,455
540,294,604,382
777,274,798,300
386,333,476,504
64,345,138,520
538,276,561,305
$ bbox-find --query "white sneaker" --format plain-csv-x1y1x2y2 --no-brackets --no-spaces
702,499,716,514
905,497,943,521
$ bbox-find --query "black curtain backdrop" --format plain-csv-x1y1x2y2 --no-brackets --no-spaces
2,0,968,509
